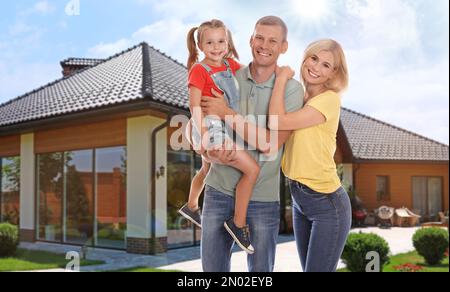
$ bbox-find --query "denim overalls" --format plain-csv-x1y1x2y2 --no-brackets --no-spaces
192,59,240,147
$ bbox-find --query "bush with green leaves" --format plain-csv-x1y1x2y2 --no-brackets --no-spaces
413,227,449,265
341,232,390,272
0,223,19,257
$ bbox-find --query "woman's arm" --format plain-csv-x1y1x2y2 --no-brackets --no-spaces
200,89,291,154
268,67,326,131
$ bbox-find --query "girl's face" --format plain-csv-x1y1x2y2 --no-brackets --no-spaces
199,28,228,64
302,50,336,87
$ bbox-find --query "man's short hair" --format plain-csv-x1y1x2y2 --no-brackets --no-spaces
255,16,288,41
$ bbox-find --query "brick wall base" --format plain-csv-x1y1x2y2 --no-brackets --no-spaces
20,229,36,242
126,237,168,255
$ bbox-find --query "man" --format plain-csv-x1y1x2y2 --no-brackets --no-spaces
200,16,304,272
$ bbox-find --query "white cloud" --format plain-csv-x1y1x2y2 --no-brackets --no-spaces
0,62,60,104
348,0,420,51
8,22,34,36
33,1,56,14
0,1,54,104
88,39,133,58
18,0,56,16
340,0,449,144
88,19,200,66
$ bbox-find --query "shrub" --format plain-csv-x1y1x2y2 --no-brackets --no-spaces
0,223,19,257
413,227,449,265
341,232,390,272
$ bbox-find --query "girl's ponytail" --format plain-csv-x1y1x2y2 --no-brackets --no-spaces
187,27,199,71
226,29,240,61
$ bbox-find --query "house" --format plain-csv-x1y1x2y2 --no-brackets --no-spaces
335,108,449,220
1,42,448,255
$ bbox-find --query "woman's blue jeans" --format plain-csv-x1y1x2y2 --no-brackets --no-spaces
289,179,352,272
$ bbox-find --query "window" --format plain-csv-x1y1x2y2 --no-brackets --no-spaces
376,176,390,201
37,152,64,242
412,177,443,220
96,147,127,249
167,149,202,248
36,147,127,249
65,150,94,245
0,157,20,225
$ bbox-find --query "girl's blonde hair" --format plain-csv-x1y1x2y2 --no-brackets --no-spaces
187,19,239,71
301,39,349,93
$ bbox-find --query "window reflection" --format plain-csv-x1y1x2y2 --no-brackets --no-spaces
37,153,63,242
65,150,94,245
36,147,127,249
0,157,20,225
167,150,199,248
96,147,127,249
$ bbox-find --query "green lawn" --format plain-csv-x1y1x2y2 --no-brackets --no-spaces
339,251,449,272
0,249,104,272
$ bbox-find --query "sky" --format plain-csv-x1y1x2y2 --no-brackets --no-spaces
0,0,448,144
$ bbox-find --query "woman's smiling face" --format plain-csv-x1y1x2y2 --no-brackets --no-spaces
302,50,336,86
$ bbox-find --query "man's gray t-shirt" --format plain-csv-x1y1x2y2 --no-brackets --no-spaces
205,65,304,202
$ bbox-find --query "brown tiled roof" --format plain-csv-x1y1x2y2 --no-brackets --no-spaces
340,108,449,162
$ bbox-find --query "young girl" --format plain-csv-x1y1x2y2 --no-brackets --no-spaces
178,19,260,254
268,39,351,272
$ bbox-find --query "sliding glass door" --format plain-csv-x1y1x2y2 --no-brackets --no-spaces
167,150,203,248
37,153,64,242
412,177,443,221
36,147,126,249
95,147,127,249
64,150,94,245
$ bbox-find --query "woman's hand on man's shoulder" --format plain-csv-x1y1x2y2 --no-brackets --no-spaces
275,66,295,81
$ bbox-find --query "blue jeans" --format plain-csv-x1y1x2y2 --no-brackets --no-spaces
201,186,280,272
289,179,352,272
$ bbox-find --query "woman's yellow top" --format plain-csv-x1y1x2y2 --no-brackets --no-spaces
282,90,342,194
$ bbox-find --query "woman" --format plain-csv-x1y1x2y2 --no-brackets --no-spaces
268,39,351,272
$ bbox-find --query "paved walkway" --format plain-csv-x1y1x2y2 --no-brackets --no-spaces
19,227,421,272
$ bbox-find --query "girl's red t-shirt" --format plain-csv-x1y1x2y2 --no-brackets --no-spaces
188,58,241,97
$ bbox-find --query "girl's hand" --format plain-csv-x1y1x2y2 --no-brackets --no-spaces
275,66,295,81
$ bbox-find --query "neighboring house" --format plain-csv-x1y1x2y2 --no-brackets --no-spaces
0,42,448,255
335,109,449,220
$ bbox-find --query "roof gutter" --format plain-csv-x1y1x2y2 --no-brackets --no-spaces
150,115,172,254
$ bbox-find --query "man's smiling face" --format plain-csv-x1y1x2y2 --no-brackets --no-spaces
250,24,288,68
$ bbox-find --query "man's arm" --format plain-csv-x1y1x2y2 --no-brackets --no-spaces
201,89,290,154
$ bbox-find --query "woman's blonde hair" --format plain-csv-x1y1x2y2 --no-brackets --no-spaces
301,39,349,93
187,19,239,71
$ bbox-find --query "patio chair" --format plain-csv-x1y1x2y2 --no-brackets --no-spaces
405,208,421,226
421,211,448,228
394,207,420,227
375,206,394,228
394,208,412,227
